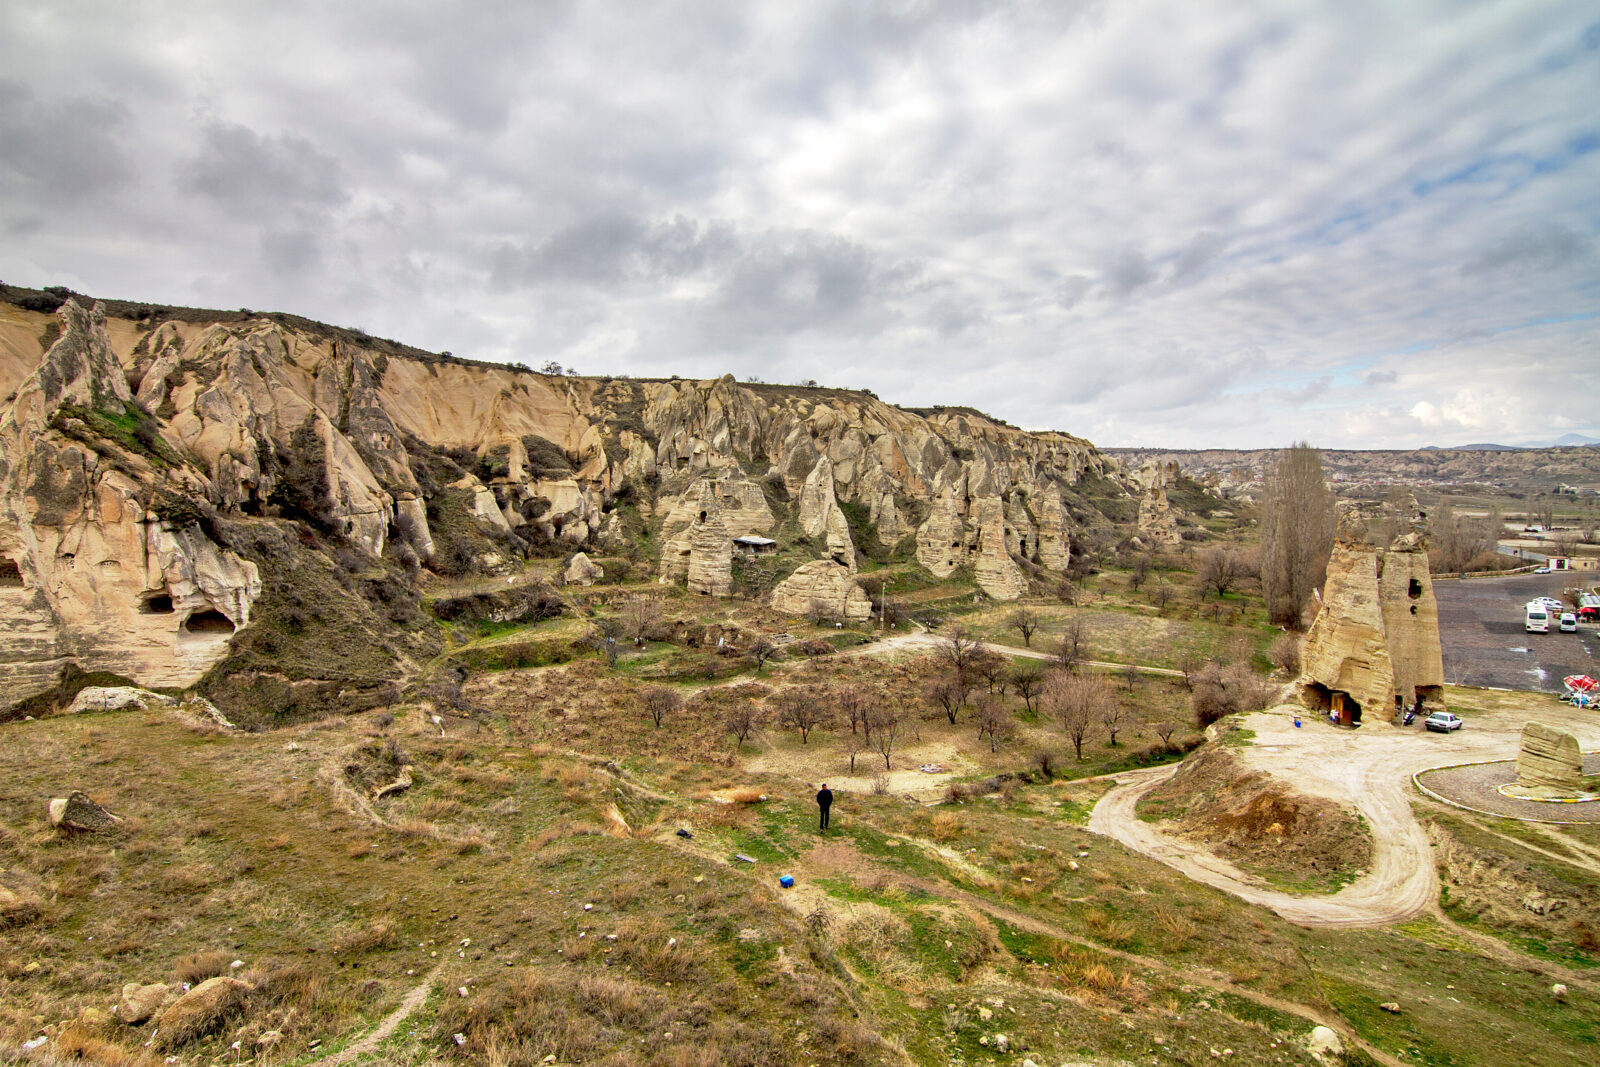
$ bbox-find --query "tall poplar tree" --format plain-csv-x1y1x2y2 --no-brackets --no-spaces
1259,442,1335,628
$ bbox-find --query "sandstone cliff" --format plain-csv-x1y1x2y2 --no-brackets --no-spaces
0,285,1156,706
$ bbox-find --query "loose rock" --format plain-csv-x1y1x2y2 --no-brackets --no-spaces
118,982,170,1025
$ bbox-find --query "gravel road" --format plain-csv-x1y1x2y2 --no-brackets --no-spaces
1089,701,1600,927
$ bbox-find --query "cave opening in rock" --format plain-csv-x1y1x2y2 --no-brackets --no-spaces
140,593,174,614
1408,578,1422,599
0,559,22,588
183,609,236,634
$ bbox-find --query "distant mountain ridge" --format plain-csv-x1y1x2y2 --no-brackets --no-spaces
1422,434,1599,451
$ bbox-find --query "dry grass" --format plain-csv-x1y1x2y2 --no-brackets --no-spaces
726,786,766,804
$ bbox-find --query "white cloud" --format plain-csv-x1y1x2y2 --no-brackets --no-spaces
0,1,1595,448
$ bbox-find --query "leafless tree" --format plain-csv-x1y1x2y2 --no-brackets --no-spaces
969,648,1009,694
807,597,837,626
1008,662,1045,714
1154,721,1179,750
926,676,968,725
1120,661,1139,693
936,625,981,681
1176,646,1205,691
725,705,764,750
1006,608,1040,647
1152,578,1174,615
1128,554,1150,592
749,637,780,670
1259,443,1336,628
774,686,830,744
1042,671,1109,760
1055,577,1077,605
1055,614,1088,673
641,686,681,729
974,696,1014,754
586,618,625,668
1196,547,1246,598
1269,633,1302,675
842,726,866,774
621,593,664,645
1100,697,1126,747
867,708,903,770
836,685,869,735
1534,496,1556,533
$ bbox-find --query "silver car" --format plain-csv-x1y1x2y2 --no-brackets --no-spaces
1425,711,1463,733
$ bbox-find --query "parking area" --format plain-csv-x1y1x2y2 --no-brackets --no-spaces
1434,572,1599,693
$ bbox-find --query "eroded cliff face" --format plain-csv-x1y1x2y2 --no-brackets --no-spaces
0,290,1148,701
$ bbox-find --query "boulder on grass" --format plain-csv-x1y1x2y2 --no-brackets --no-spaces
119,982,171,1024
564,552,604,586
154,976,252,1048
47,791,122,832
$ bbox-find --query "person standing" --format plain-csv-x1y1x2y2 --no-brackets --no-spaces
816,783,833,831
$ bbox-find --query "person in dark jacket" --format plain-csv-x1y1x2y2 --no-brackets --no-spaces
816,783,833,830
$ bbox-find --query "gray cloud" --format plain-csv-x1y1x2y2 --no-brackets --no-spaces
182,122,346,212
0,2,1595,448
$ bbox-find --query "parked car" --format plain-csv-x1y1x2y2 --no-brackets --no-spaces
1534,566,1552,574
1560,613,1579,633
1534,597,1565,613
1425,711,1464,733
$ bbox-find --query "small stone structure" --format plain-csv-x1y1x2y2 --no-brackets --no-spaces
1298,529,1445,724
48,790,123,832
1516,722,1583,792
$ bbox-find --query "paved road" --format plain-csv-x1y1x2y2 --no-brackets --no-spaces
1088,700,1600,927
1434,572,1598,693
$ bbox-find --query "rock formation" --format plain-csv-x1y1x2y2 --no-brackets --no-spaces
0,285,1163,705
1133,459,1183,546
564,552,604,586
769,560,872,620
119,982,172,1025
48,790,122,832
971,496,1027,601
154,976,253,1049
682,483,732,597
797,455,856,568
1297,529,1445,721
1516,723,1582,792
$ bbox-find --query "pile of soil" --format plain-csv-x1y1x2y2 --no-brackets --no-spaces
1140,747,1372,887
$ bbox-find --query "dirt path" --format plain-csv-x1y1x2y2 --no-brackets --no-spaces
1088,701,1600,928
305,966,442,1065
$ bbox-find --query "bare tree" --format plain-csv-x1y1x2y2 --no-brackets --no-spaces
1152,578,1174,615
774,686,830,744
1534,495,1556,533
1176,646,1204,691
641,686,681,729
974,696,1013,754
842,725,866,774
1008,662,1045,714
1128,554,1150,592
836,685,869,735
1120,661,1139,693
1100,698,1126,747
1154,721,1179,750
936,625,981,681
1042,671,1109,760
867,708,903,770
969,648,1009,694
1196,547,1246,598
1259,443,1336,628
1268,633,1302,675
621,593,664,645
749,637,780,670
1055,614,1088,673
1006,608,1040,647
1055,577,1077,605
586,619,625,668
725,705,764,750
926,676,968,725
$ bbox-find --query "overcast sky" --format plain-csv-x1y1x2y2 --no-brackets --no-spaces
2,2,1596,449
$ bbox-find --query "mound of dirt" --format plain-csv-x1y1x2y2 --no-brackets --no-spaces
1139,747,1372,889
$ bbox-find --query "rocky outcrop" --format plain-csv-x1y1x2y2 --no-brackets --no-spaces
1298,530,1446,719
0,287,1159,703
1133,459,1182,546
1516,723,1582,792
797,455,856,569
564,552,603,586
119,982,172,1025
154,976,252,1049
971,497,1026,601
769,560,872,620
682,483,732,597
48,790,122,832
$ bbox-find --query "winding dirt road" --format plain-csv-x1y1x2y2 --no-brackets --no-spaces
1088,700,1600,927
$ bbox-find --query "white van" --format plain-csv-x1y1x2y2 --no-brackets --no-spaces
1526,606,1549,633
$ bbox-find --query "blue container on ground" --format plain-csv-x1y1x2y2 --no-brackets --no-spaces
779,874,795,888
